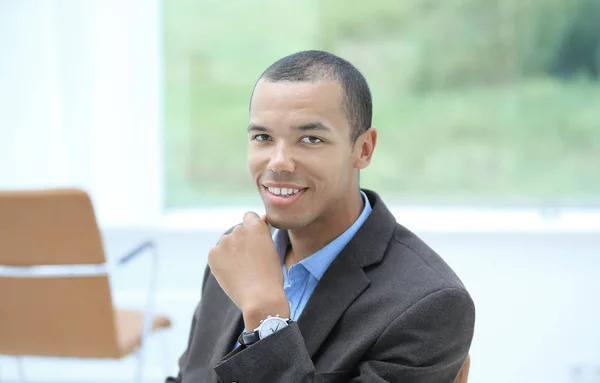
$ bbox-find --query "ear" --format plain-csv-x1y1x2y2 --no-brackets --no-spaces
353,127,377,169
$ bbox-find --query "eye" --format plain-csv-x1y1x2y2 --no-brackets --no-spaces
301,136,322,144
252,134,271,142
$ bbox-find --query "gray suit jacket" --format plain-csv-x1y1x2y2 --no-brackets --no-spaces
167,189,475,383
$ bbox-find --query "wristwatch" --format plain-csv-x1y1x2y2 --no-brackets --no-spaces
238,314,292,346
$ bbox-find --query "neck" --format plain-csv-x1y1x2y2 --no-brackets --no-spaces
286,188,364,264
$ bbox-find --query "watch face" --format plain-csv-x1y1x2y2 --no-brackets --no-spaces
258,317,288,339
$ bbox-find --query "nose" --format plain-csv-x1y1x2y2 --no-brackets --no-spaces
267,142,295,173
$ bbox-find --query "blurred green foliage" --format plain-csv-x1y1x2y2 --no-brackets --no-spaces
163,0,600,207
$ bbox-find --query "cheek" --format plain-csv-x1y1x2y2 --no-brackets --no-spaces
308,150,354,183
247,149,264,176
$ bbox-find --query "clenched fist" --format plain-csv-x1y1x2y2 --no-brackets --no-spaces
208,211,290,330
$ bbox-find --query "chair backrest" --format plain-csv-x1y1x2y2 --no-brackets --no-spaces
0,188,121,358
0,188,106,266
455,354,471,383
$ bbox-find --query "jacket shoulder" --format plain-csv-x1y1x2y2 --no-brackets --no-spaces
381,223,470,293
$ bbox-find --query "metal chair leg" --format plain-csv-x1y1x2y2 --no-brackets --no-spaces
159,330,172,378
16,356,26,382
134,242,160,383
134,347,145,383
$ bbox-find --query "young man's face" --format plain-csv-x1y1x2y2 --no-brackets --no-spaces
247,79,365,230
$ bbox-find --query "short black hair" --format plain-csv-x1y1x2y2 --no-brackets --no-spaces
255,50,372,143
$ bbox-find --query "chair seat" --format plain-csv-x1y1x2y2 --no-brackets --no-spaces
455,354,471,383
115,309,172,357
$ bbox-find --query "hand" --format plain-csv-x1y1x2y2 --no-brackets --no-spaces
208,212,290,330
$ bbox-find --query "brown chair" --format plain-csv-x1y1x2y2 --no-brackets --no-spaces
455,354,471,383
0,188,172,382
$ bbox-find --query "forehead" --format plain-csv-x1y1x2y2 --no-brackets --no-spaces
250,79,347,129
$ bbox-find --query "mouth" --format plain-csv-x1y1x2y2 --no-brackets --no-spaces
262,185,307,206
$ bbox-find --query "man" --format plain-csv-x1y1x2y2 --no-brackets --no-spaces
167,50,475,382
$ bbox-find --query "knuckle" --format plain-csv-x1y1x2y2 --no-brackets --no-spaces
215,237,226,247
243,211,260,226
207,247,217,265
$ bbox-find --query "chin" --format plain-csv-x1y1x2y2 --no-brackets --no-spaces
265,216,296,230
265,211,309,231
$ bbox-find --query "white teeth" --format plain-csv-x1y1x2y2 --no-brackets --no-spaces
268,187,301,196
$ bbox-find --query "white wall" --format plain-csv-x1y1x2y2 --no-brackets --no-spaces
0,0,163,227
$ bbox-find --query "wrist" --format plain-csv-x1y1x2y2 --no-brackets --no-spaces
242,290,290,330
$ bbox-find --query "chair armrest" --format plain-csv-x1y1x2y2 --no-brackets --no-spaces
115,240,155,267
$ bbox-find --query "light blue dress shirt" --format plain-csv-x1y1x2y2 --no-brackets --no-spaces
276,190,372,321
233,190,372,349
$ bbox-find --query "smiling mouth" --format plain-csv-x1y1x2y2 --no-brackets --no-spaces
262,185,307,206
265,186,303,197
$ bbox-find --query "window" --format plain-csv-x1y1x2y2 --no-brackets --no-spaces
163,0,600,208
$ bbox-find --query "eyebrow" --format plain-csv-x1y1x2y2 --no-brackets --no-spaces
247,124,268,133
294,122,332,133
247,122,332,133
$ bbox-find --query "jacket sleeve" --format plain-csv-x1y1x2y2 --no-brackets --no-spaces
164,266,211,382
213,287,475,383
165,225,238,383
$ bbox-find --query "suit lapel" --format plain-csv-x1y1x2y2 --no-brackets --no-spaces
297,248,370,357
297,189,398,358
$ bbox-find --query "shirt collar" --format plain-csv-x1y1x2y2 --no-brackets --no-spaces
273,190,372,281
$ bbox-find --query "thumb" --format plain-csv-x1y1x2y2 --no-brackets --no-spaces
243,211,261,227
